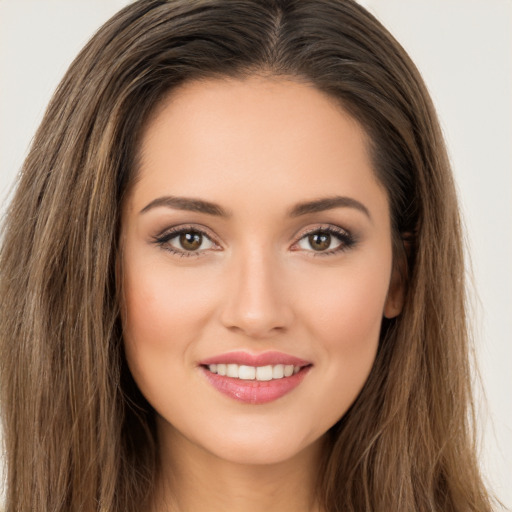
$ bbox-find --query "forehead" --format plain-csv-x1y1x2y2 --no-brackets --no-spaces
128,76,387,220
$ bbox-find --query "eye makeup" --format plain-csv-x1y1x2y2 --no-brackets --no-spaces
151,223,358,258
291,224,357,257
151,224,221,258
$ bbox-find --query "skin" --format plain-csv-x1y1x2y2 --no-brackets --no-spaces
120,76,403,512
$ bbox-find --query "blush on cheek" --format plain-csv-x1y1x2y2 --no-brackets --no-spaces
307,274,388,346
124,264,197,332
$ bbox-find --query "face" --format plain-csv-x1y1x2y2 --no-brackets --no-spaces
120,76,402,466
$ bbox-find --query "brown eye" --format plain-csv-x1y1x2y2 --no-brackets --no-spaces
155,227,217,256
296,228,348,254
179,231,203,251
308,232,331,251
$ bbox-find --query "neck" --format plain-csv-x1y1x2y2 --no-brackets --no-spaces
151,422,325,512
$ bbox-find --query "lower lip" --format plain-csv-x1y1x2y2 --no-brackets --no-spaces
201,366,311,404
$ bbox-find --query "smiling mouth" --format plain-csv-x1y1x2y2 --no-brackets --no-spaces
200,363,312,404
204,363,303,381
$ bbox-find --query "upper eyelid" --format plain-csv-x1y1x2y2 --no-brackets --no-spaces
291,224,351,243
156,224,220,242
295,224,349,236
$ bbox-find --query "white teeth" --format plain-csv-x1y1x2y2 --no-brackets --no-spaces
272,364,284,379
238,365,256,380
207,363,303,381
256,365,273,381
226,364,238,378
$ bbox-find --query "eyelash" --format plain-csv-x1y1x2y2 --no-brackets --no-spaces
293,225,356,257
152,224,357,258
152,225,219,258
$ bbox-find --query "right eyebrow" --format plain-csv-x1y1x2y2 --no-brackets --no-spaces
139,195,231,217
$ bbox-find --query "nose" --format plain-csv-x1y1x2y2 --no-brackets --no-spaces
219,248,294,339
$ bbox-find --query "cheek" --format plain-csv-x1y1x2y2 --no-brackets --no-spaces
120,255,219,393
302,260,390,347
295,255,391,408
122,258,216,344
120,258,224,436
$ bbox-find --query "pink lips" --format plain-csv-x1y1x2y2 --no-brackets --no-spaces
199,351,312,405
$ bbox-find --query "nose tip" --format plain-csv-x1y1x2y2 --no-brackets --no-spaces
224,314,286,339
219,255,293,339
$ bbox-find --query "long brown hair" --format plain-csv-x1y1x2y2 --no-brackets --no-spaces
0,1,495,510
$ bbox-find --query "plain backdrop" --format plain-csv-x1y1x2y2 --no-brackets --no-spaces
1,0,511,508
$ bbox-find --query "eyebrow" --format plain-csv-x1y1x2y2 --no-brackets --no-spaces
140,194,371,220
140,196,230,217
289,196,372,220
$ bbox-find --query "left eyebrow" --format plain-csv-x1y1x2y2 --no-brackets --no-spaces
139,196,231,217
288,196,372,221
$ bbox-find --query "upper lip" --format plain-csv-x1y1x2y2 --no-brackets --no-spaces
199,351,311,367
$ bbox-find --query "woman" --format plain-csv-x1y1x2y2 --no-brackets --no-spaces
0,0,496,511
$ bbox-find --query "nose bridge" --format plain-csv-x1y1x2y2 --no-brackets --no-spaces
220,241,292,337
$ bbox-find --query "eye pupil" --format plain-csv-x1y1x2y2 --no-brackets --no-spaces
308,232,331,251
180,232,202,251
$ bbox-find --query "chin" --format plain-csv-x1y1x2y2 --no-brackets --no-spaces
189,422,324,467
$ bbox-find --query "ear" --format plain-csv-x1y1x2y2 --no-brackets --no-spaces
383,235,411,319
383,265,405,319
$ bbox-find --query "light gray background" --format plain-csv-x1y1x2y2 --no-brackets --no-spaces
1,0,511,507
